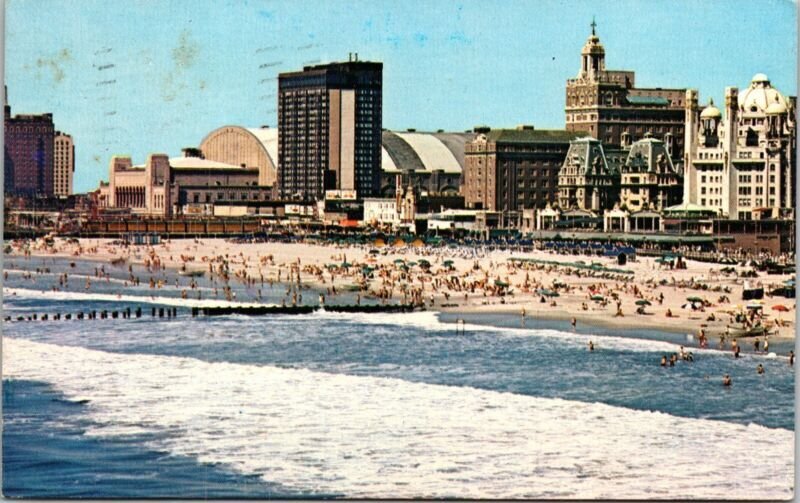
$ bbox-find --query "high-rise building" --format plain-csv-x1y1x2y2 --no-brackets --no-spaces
53,131,74,196
683,74,796,219
463,126,582,212
565,21,686,163
277,57,382,201
4,87,55,197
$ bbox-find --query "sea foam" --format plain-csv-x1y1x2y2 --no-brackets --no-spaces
4,337,793,499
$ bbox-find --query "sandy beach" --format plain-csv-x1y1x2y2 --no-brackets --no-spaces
5,237,796,345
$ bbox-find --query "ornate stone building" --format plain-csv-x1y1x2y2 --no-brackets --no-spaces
683,74,796,219
557,135,681,214
565,21,686,163
619,136,682,212
557,137,620,212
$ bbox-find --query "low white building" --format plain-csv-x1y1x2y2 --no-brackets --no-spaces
363,198,399,227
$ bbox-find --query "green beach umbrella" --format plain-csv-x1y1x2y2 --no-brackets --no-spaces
686,296,703,303
590,295,605,301
494,280,510,288
635,299,651,306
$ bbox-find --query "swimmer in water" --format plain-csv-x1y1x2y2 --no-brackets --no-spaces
790,351,795,367
723,374,732,386
757,364,765,375
588,341,594,351
571,317,577,329
660,355,667,367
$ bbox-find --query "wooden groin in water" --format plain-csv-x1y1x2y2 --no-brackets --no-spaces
4,303,420,323
193,303,418,317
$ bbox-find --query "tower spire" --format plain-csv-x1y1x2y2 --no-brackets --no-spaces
591,16,597,36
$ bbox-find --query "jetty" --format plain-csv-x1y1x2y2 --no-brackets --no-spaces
5,303,421,323
194,303,417,317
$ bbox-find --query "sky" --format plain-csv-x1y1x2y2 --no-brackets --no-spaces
5,0,797,193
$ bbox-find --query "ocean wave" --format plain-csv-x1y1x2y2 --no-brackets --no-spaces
4,337,793,499
2,288,275,309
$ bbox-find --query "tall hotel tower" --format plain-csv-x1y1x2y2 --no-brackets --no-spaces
277,56,383,201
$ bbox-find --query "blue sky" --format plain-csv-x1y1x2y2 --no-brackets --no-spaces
5,0,797,192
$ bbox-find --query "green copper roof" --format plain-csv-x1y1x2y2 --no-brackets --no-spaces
626,96,670,106
486,129,583,143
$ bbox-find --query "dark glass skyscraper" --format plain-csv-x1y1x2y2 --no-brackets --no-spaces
277,58,382,201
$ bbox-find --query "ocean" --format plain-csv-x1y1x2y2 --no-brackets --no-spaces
2,256,795,499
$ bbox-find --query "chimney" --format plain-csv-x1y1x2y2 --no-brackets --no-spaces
182,147,203,158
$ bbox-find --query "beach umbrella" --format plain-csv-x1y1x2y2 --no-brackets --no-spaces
411,238,425,248
418,259,431,266
686,296,704,303
746,304,763,310
368,249,380,255
341,262,352,268
771,304,790,312
590,295,605,301
537,288,559,297
635,299,651,306
407,261,417,267
443,260,454,267
494,280,510,288
394,258,405,264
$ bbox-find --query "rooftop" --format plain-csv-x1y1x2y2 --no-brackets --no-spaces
626,96,671,106
485,129,583,143
169,156,257,171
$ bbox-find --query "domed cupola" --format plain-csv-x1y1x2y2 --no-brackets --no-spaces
766,95,788,137
700,99,721,119
700,99,720,147
765,94,787,115
738,73,788,115
580,18,606,77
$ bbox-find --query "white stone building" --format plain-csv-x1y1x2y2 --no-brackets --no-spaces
683,74,796,219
